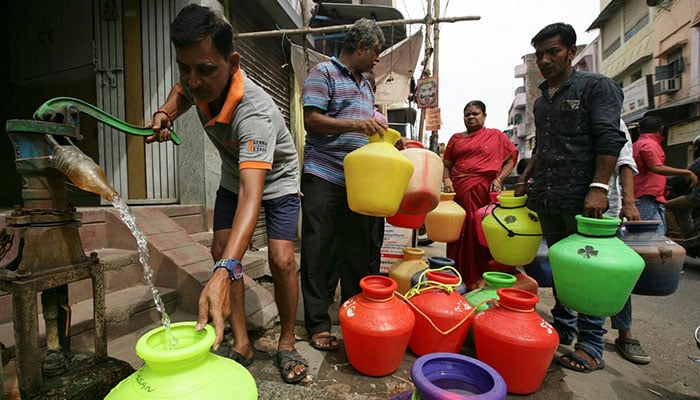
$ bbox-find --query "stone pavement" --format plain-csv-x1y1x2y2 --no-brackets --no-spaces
3,231,699,399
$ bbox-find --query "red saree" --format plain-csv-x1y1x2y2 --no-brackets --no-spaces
443,128,518,288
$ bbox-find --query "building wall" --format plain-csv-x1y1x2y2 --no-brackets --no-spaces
652,0,700,107
598,0,655,86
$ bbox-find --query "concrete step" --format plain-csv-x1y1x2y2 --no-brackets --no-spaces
190,231,213,248
0,284,177,357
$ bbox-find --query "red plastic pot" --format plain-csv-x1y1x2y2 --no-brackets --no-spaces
407,271,474,356
339,275,415,376
473,289,559,394
387,210,427,230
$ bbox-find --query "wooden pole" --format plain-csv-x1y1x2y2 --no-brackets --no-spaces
233,15,480,39
429,0,441,154
417,1,434,145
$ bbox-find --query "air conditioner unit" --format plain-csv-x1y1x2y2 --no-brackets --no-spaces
653,77,681,95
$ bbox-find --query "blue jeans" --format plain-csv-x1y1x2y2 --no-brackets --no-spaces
610,226,632,332
635,195,666,235
539,212,608,361
610,298,632,331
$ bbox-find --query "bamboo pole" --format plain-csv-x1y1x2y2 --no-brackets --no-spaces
233,15,480,39
417,1,434,145
429,0,441,154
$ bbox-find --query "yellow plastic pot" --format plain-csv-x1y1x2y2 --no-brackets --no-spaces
424,192,466,242
481,193,542,266
344,129,414,216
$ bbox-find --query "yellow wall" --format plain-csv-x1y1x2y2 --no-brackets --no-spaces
599,1,655,84
652,0,700,106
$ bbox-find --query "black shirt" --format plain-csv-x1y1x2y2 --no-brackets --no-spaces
528,69,626,215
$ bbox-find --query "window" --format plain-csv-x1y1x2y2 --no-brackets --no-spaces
602,13,622,59
623,0,649,41
668,50,684,76
655,48,684,80
513,114,523,125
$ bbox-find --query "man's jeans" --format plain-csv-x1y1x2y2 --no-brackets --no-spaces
635,195,666,235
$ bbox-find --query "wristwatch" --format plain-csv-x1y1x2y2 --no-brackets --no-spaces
213,258,243,280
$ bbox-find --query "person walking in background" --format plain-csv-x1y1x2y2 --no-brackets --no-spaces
442,100,517,289
145,4,307,384
300,18,387,352
665,135,700,241
607,121,649,365
633,115,697,235
515,22,627,373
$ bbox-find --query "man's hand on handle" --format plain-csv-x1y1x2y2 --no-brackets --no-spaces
145,112,173,143
582,187,609,219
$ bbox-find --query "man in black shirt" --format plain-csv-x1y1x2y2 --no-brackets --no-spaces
515,22,626,373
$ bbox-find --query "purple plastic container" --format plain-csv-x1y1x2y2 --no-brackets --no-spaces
411,353,506,400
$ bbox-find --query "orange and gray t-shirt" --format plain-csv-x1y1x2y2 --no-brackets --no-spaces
178,70,299,200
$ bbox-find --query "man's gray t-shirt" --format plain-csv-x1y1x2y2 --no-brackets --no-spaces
179,70,299,199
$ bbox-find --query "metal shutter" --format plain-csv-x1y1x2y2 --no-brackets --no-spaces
231,4,293,248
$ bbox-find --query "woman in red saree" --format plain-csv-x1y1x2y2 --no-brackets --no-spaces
442,100,518,288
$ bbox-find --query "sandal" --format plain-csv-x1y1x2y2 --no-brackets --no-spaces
557,351,605,373
276,349,308,384
212,343,253,367
615,338,650,364
310,332,340,351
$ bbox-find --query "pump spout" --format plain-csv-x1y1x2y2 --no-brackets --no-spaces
50,142,118,202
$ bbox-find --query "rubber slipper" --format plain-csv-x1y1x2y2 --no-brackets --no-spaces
212,343,253,366
615,338,650,364
310,332,340,351
557,351,605,373
276,349,308,384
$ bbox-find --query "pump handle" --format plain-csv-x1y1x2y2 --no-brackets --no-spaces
33,97,182,145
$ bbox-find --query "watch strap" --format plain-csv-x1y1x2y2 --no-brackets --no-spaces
213,258,243,280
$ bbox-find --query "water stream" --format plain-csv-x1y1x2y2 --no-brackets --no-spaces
52,144,176,348
110,195,176,349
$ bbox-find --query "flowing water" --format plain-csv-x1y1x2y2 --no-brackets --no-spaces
53,144,176,348
111,195,176,349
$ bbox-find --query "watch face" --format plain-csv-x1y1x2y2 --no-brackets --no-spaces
233,261,243,280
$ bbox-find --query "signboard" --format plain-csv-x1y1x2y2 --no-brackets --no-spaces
416,76,438,108
621,75,654,122
380,222,413,274
667,118,700,146
424,107,442,131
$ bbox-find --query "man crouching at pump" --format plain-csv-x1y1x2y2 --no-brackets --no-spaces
146,4,307,384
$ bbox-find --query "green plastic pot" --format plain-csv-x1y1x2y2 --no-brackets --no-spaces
464,271,517,313
549,215,644,317
105,321,258,399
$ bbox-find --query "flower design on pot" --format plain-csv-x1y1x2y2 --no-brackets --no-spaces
505,215,516,224
528,213,539,222
577,245,598,258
